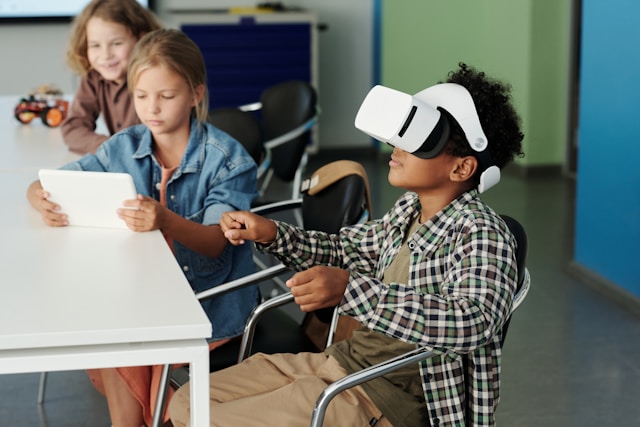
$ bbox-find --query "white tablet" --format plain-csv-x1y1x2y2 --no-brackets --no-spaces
38,169,138,229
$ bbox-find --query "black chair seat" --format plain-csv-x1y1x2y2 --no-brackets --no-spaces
209,308,319,372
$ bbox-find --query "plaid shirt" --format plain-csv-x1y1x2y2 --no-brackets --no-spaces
262,190,518,427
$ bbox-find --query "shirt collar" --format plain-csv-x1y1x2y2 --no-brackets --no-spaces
131,118,205,175
93,69,127,91
393,189,478,222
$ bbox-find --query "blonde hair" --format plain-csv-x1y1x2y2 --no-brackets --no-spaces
66,0,162,75
128,29,209,123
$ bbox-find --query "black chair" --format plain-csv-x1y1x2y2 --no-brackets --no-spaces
239,80,320,205
208,160,372,371
309,214,531,427
208,107,264,166
497,215,529,345
151,160,372,427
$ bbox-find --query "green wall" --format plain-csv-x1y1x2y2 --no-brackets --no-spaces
380,0,573,167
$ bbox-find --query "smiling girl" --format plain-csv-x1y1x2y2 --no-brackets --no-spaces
61,0,162,154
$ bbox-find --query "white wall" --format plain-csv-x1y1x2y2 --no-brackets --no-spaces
0,0,374,149
0,0,214,95
286,0,374,149
0,23,77,95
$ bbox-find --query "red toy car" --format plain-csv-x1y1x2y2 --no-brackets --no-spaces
14,85,69,128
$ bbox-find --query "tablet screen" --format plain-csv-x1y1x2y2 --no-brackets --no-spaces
38,169,138,229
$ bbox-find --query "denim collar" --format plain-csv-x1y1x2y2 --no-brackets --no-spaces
131,118,206,176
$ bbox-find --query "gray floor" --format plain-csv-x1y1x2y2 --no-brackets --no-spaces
2,149,640,426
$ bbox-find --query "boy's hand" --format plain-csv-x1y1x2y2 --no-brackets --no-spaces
286,266,350,312
220,211,277,245
118,194,165,232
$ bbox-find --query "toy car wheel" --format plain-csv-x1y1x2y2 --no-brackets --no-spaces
15,106,35,124
42,107,64,127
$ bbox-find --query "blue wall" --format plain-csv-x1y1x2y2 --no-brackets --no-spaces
575,0,640,293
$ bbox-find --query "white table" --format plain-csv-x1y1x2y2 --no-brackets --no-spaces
0,97,213,426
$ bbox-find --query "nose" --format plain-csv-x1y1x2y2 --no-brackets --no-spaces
101,44,114,58
148,97,161,114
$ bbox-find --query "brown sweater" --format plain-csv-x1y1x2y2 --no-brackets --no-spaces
61,70,139,154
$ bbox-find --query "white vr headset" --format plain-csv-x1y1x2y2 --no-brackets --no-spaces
354,83,500,193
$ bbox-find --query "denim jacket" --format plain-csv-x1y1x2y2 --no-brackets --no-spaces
60,119,259,340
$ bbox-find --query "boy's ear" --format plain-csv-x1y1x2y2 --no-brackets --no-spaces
450,156,478,183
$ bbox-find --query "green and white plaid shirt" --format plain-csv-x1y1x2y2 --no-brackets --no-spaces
262,189,518,427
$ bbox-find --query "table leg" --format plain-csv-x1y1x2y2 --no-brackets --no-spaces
189,345,210,426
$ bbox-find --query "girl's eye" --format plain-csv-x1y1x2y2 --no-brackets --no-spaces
162,95,175,100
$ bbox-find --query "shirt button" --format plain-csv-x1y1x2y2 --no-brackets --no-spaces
432,418,440,426
408,241,416,250
183,265,189,272
170,195,176,200
155,183,161,190
426,373,433,380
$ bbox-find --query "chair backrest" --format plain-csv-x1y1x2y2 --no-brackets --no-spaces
498,214,529,345
297,160,373,345
460,214,528,423
301,160,372,234
261,80,317,181
500,215,528,286
208,107,264,165
301,175,366,234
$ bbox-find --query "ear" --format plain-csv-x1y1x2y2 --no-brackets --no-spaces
192,84,205,106
450,156,478,183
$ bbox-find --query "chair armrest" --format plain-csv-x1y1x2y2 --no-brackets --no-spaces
263,112,320,151
251,198,303,216
309,347,440,427
511,267,530,313
195,197,307,354
237,291,296,362
237,102,320,151
196,264,289,302
239,101,262,112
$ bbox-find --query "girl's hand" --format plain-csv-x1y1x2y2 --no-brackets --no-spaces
28,181,68,227
219,210,277,245
118,194,166,232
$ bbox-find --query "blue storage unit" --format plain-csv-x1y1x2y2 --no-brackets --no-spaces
178,13,316,110
574,0,640,294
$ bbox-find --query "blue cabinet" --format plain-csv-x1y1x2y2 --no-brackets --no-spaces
176,13,316,110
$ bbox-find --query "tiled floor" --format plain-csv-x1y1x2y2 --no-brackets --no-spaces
2,149,640,426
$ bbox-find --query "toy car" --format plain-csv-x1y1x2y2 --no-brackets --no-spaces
14,85,69,128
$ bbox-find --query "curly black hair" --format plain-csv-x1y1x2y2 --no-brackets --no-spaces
442,63,524,174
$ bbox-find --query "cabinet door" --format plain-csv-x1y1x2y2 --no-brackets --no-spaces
182,19,312,109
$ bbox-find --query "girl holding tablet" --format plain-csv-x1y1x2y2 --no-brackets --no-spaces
28,28,259,427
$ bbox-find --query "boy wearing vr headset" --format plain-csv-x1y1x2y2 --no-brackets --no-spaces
169,63,524,427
